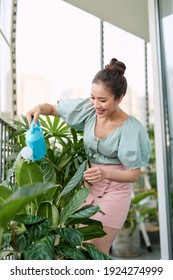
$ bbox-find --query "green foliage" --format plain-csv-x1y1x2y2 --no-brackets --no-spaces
124,189,157,235
148,124,157,189
0,115,111,260
11,115,87,187
15,159,43,187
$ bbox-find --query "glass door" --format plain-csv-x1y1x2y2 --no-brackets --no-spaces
158,0,173,258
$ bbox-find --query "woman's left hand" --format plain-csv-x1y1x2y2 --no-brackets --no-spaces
83,167,106,183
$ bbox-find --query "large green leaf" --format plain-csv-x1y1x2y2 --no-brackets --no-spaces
15,159,43,187
84,243,112,260
11,233,30,252
0,182,54,227
57,153,74,169
23,234,55,260
59,188,89,225
59,161,86,198
56,245,86,260
37,185,62,204
0,185,13,204
56,228,83,246
70,205,100,219
67,217,103,227
37,202,59,228
1,232,12,250
78,224,106,241
26,218,51,241
132,190,155,204
40,161,56,183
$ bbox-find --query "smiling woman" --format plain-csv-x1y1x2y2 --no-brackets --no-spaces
25,58,151,256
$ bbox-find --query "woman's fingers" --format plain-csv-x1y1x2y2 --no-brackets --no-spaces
26,105,41,126
84,167,104,182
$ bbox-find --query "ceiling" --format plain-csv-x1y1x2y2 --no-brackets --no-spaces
63,0,149,42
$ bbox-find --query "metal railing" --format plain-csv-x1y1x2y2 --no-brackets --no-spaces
0,117,16,260
0,117,16,183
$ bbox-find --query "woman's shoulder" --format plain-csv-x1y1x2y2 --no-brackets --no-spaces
121,116,150,141
125,116,147,131
119,116,151,169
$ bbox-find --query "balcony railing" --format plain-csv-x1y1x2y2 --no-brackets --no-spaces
0,117,16,183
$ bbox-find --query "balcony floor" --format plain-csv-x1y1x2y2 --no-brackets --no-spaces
110,243,160,260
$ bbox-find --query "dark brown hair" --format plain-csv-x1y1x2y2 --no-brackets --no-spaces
92,58,127,99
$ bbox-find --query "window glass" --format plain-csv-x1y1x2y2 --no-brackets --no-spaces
0,0,12,119
158,0,173,256
0,0,12,44
16,0,100,115
104,22,146,125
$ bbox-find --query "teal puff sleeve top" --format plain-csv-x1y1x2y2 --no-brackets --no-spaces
56,98,151,170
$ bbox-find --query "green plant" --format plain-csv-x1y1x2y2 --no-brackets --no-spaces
9,114,87,187
124,189,157,236
148,124,157,190
123,123,159,236
0,116,111,260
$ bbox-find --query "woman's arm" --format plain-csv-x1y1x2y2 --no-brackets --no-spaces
26,103,59,125
83,166,141,183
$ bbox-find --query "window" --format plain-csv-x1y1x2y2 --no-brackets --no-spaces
104,22,146,125
0,0,12,118
16,0,100,116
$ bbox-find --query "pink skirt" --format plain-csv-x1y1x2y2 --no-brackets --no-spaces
83,163,133,229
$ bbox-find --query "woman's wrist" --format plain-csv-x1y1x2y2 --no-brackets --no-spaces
104,169,110,180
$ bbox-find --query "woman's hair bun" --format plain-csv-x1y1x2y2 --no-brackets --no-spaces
105,58,126,75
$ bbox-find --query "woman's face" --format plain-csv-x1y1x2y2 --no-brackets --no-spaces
90,82,122,118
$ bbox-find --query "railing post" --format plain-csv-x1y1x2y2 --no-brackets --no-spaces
0,118,16,183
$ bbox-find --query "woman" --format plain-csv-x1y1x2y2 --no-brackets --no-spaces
26,58,151,255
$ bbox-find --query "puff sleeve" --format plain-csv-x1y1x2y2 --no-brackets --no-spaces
118,117,151,170
56,98,94,131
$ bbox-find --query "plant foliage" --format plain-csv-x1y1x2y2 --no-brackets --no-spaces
0,115,111,260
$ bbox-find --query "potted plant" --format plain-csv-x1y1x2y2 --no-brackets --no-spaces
0,116,111,260
111,188,157,257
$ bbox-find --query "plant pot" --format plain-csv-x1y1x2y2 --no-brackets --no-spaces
111,226,141,258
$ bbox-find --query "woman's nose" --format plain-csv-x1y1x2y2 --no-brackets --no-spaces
94,99,101,108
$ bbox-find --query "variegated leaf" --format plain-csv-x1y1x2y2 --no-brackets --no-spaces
59,188,89,225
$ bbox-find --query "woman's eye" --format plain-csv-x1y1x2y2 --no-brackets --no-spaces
90,96,106,103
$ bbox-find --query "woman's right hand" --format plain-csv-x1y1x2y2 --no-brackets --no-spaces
26,103,59,126
26,104,42,126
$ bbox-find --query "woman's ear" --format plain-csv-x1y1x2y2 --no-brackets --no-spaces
116,95,124,104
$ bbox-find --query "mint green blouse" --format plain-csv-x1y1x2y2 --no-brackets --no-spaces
56,98,151,170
